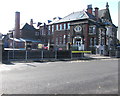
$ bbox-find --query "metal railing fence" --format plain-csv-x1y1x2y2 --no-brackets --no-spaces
2,50,84,62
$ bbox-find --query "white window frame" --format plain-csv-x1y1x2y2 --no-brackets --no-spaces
62,35,66,45
48,26,50,30
60,24,62,30
56,24,59,30
52,25,54,34
89,25,96,34
64,23,66,30
67,23,70,30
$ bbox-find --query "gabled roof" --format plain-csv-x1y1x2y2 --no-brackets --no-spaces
49,10,97,24
21,23,36,31
98,8,112,23
52,11,89,24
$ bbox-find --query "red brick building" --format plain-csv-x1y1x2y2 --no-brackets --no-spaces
39,3,117,54
4,2,117,55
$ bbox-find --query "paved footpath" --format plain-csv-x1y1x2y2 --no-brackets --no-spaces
0,54,118,72
84,54,112,59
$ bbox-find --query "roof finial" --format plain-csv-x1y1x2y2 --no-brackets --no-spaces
106,2,109,9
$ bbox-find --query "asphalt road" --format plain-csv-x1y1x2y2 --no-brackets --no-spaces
0,58,118,94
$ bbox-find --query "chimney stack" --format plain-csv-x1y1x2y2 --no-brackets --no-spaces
14,11,20,39
30,19,33,26
94,7,99,20
87,4,93,14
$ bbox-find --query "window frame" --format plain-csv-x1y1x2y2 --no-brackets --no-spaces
67,23,70,30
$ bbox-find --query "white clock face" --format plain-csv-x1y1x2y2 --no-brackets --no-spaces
74,25,82,32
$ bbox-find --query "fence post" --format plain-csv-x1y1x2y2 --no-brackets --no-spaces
25,50,27,62
12,50,15,59
8,51,9,61
55,50,57,60
81,53,84,58
41,50,43,60
71,51,72,59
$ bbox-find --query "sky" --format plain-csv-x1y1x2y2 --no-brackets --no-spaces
0,0,119,38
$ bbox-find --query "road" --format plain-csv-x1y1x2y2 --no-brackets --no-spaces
0,58,118,94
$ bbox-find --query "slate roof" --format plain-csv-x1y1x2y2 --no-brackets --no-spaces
43,7,113,27
21,23,36,31
49,10,98,24
53,11,89,24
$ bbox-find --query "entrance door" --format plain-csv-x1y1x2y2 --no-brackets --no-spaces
74,37,84,50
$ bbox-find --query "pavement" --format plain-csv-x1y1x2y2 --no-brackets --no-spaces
84,54,112,60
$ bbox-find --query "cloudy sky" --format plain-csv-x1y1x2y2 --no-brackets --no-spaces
0,0,119,36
